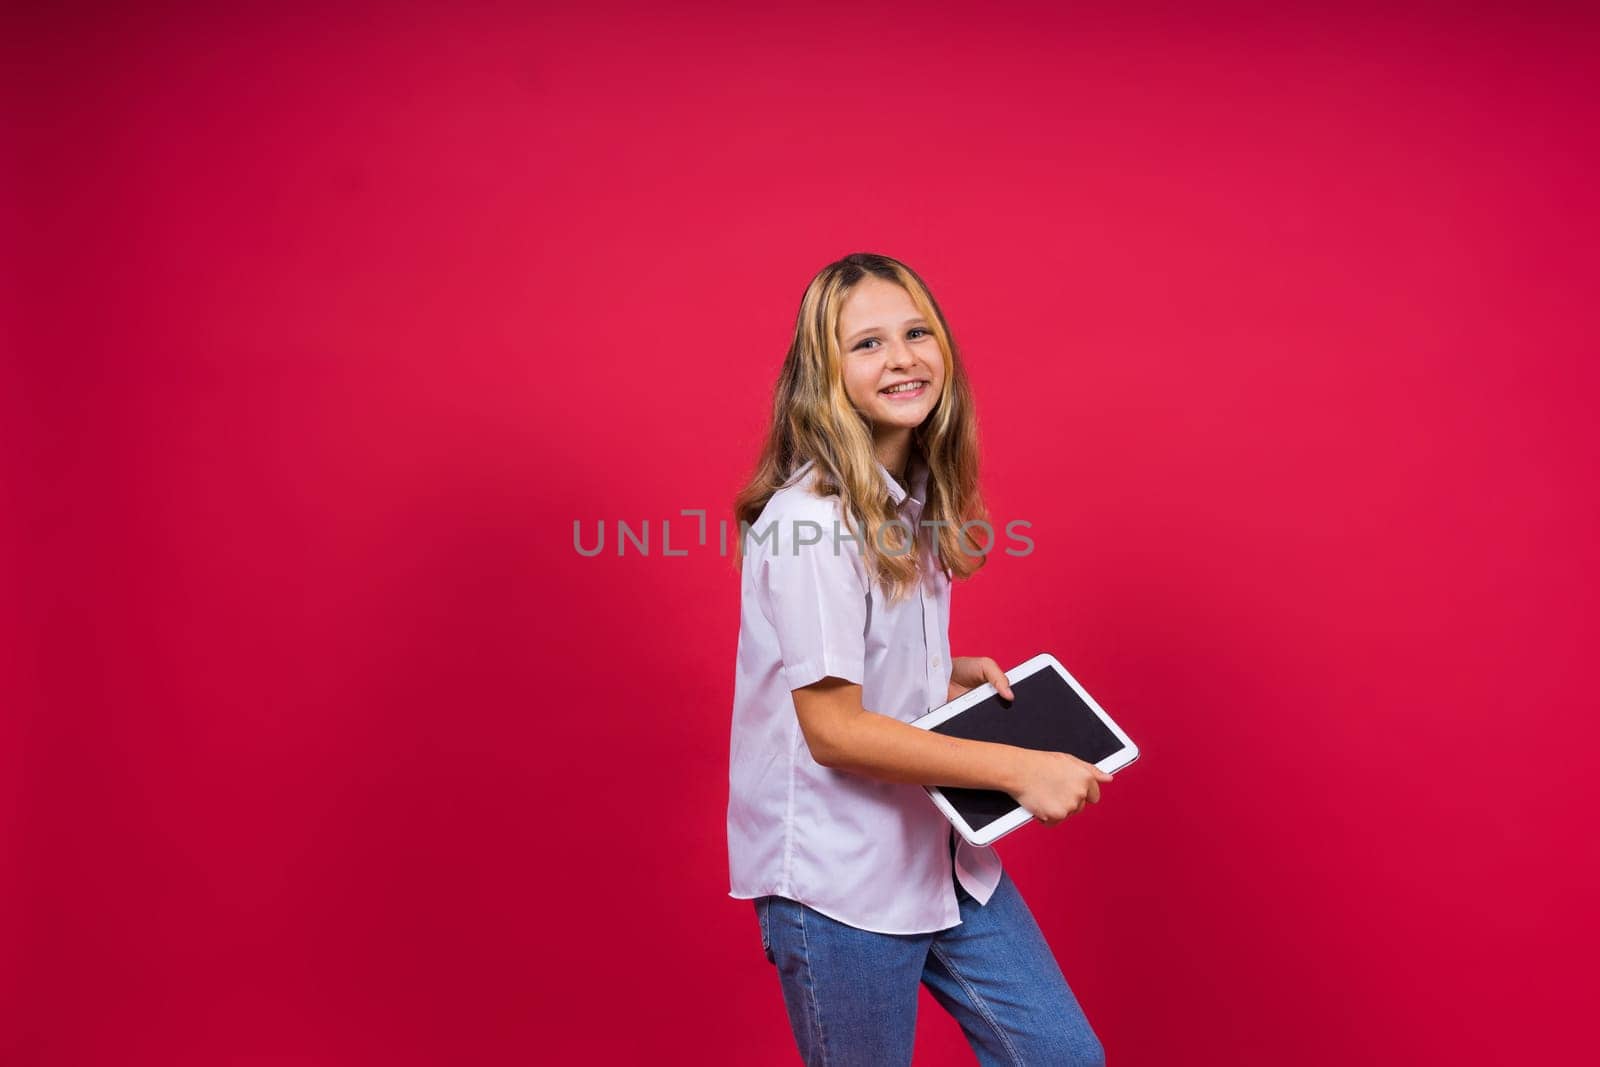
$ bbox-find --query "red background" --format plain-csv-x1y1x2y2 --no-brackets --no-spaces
8,3,1597,1064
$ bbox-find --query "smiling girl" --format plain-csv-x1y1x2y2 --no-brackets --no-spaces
725,253,1111,1065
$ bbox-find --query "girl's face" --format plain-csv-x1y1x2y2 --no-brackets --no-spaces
837,276,946,435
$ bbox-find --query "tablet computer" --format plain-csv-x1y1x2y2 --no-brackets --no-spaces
910,652,1139,847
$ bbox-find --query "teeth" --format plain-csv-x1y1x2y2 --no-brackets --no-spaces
882,381,925,394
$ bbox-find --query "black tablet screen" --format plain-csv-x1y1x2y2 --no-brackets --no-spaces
929,667,1123,832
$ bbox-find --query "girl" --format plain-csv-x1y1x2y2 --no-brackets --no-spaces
726,253,1113,1066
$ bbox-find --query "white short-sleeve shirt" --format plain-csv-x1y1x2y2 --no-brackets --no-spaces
726,455,1004,934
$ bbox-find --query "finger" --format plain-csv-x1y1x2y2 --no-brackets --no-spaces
1088,780,1101,804
987,662,1015,701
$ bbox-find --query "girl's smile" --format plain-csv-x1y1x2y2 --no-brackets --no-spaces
879,379,929,400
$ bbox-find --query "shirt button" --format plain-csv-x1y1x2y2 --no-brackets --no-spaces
932,655,941,667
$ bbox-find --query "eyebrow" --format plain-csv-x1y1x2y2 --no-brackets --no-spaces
843,316,929,346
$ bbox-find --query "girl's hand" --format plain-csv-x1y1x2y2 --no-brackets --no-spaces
1011,749,1115,827
946,656,1015,704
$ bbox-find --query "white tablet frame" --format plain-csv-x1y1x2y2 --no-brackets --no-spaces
911,652,1140,847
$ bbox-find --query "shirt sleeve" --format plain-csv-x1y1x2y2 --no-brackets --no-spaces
759,513,870,692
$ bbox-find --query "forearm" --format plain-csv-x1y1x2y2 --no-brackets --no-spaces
822,708,1023,793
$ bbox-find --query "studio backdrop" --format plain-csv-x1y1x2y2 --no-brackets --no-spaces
8,3,1596,1065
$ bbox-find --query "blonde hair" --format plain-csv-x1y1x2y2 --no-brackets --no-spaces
732,252,992,603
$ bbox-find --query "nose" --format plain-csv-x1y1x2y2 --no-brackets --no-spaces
885,336,913,369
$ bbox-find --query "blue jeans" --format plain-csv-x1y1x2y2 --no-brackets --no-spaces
753,865,1106,1066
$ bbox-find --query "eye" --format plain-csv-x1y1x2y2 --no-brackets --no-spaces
853,327,930,351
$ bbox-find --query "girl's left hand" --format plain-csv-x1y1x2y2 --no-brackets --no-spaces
946,656,1015,704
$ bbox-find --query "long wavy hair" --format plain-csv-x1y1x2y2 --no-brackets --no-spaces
731,252,991,604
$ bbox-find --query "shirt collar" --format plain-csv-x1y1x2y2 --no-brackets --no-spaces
788,456,929,508
877,454,929,509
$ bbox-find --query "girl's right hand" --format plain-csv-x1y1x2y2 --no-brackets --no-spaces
1011,749,1114,827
